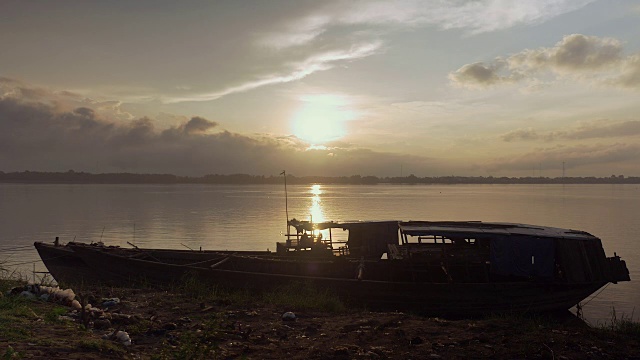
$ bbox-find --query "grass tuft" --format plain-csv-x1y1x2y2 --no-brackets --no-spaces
2,345,21,360
43,306,69,323
599,307,640,336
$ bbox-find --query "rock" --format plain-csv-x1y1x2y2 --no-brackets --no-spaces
410,336,424,345
282,312,296,321
70,300,82,310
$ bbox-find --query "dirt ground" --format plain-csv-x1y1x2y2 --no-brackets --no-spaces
2,284,639,360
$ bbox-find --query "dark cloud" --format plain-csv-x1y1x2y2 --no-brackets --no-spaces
73,107,95,118
0,94,439,176
484,143,640,173
450,34,638,89
449,62,499,86
448,60,522,88
183,116,218,134
514,34,623,72
500,128,540,142
562,120,640,139
501,120,640,143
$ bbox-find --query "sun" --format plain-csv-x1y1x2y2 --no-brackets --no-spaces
291,94,355,144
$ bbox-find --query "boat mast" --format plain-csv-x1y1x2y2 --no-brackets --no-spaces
281,170,289,234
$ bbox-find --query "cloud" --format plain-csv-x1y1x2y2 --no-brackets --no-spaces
182,116,218,134
224,1,594,103
0,77,135,121
614,55,640,88
260,0,594,49
0,82,440,176
451,34,640,89
168,41,382,103
561,120,640,139
448,59,524,88
501,120,640,142
508,34,623,72
260,14,332,50
168,1,591,103
485,143,640,172
500,128,540,142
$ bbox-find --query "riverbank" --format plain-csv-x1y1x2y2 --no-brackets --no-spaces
1,279,639,359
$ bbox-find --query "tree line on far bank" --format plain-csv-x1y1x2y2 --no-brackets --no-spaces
0,170,638,185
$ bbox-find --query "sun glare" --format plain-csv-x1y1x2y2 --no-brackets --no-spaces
309,184,326,235
291,94,355,144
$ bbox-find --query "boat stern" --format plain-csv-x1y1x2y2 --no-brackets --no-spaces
608,253,631,283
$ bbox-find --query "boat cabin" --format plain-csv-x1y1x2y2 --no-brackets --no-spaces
281,219,398,257
283,219,630,284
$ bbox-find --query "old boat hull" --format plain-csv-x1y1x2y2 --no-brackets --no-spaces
70,244,607,315
34,241,272,286
34,241,110,286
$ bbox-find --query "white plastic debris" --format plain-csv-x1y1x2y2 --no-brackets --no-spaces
116,331,132,346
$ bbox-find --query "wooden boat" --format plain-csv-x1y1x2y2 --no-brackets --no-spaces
34,240,273,286
52,220,630,315
33,223,341,286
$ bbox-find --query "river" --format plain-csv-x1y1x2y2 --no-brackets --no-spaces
1,183,638,324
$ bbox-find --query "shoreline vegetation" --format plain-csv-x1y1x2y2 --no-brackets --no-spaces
1,278,639,360
1,170,639,185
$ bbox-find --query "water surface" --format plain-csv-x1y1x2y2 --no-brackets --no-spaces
1,183,637,323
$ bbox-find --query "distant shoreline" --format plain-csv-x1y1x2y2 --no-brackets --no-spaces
1,170,639,185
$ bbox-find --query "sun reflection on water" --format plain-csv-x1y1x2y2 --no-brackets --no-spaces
309,184,325,224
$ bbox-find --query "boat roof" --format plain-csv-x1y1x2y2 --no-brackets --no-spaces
288,219,398,232
288,219,598,240
399,221,598,240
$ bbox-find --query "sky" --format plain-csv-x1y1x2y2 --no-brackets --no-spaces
1,0,639,177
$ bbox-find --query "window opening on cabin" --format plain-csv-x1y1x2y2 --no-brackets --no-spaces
407,235,477,245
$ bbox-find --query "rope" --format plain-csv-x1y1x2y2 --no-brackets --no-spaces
0,245,36,251
1,253,72,267
0,247,36,253
581,283,611,307
2,259,43,267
